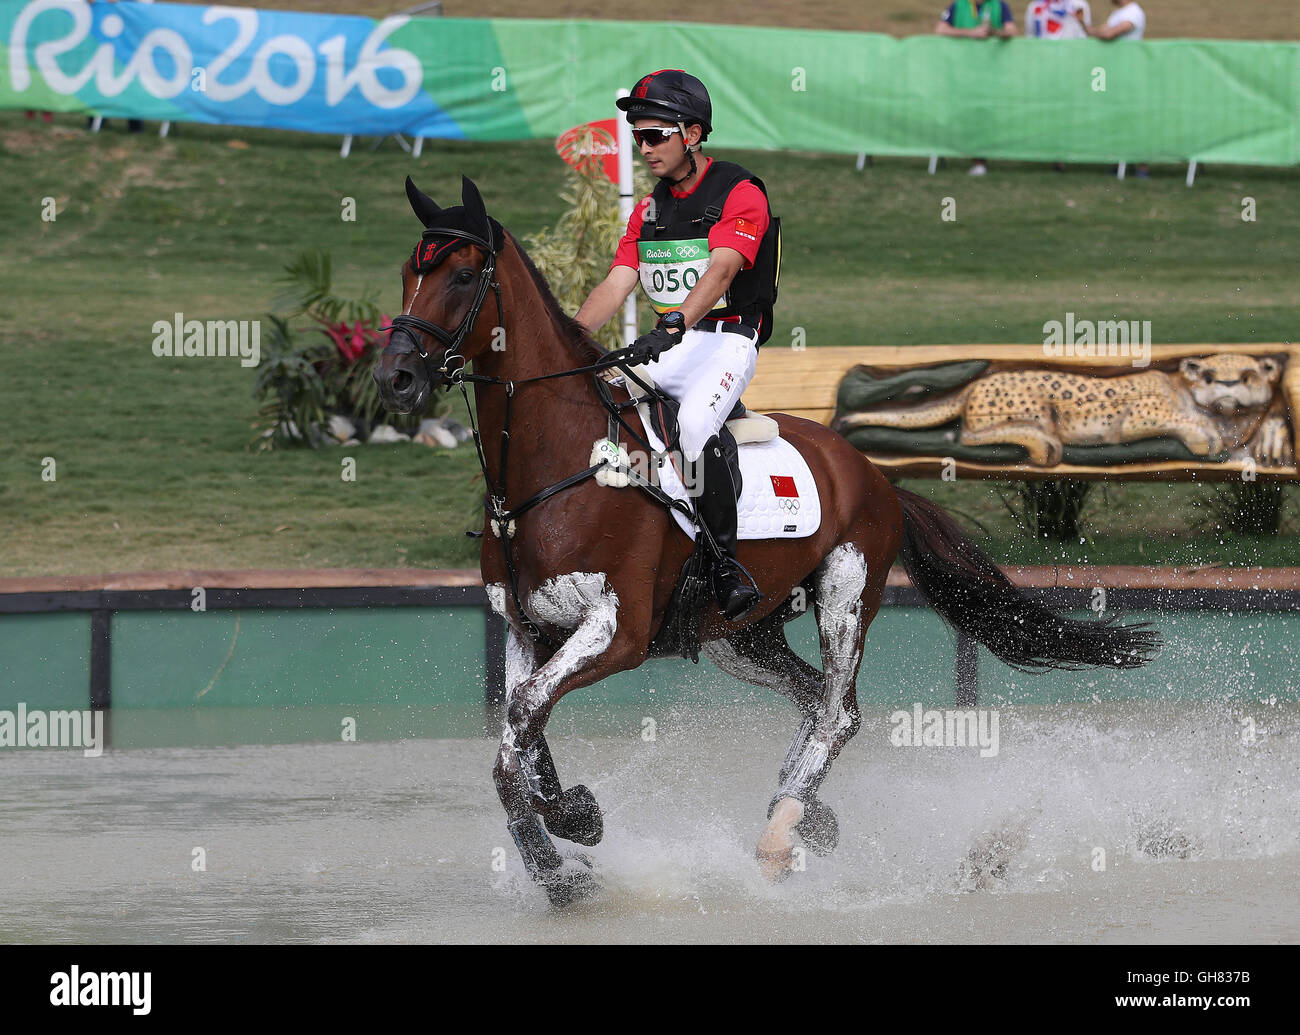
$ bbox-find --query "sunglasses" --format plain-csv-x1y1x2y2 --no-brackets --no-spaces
632,126,683,148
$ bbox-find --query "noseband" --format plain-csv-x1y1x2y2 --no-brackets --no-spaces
387,225,504,386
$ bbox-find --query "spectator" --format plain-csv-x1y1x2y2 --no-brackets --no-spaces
1078,0,1145,39
1025,1,1091,38
1079,2,1148,175
1025,3,1091,170
934,1,1019,175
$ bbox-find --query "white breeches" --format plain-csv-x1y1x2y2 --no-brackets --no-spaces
645,326,758,462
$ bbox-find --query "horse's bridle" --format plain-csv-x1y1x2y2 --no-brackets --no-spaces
387,225,504,387
382,224,723,651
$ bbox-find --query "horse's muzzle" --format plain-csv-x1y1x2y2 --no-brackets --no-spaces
373,354,434,414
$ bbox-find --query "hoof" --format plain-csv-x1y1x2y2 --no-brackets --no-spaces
756,797,804,883
796,798,840,857
541,853,601,908
756,846,794,883
544,784,604,846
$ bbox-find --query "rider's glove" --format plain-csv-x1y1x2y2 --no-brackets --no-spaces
627,310,686,366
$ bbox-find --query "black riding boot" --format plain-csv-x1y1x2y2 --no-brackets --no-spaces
695,435,762,621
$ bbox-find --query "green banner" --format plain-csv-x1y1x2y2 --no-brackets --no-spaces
2,2,1295,165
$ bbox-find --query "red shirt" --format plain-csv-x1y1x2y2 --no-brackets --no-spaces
612,157,771,272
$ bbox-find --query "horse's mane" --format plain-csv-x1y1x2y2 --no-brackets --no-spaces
505,230,607,366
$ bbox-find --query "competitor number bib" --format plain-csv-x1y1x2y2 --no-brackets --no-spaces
637,238,728,315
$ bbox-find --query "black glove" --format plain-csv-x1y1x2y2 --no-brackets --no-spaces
628,311,686,365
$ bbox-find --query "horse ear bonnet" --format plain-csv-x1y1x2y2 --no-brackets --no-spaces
406,175,504,275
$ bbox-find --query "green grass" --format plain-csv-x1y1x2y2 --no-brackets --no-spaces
1,113,1297,576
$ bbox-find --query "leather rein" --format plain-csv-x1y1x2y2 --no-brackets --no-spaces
386,228,694,650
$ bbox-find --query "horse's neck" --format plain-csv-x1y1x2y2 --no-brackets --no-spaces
469,248,604,487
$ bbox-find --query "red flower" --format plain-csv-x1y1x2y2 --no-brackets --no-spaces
319,313,390,365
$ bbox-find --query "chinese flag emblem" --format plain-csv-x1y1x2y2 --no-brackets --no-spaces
770,475,798,498
736,217,760,236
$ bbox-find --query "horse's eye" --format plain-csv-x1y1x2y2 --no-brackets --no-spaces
1203,370,1214,384
455,268,474,285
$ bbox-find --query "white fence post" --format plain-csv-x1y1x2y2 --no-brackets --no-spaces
617,89,637,347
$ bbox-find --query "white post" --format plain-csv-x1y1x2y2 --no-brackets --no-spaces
1186,160,1197,187
928,155,939,175
1116,161,1127,180
413,137,424,158
340,134,352,158
855,152,866,171
617,89,637,347
90,116,103,133
159,121,170,138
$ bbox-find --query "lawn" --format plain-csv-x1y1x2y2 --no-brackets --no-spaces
1,112,1297,577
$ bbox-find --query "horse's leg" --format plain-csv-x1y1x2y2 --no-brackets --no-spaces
702,607,823,719
491,572,644,904
704,613,845,858
495,621,603,848
757,543,872,881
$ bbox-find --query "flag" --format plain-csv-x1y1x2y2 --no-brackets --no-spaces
770,475,798,498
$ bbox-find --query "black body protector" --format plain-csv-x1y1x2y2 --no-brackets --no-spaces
637,160,781,346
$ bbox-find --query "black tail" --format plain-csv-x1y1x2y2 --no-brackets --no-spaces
895,488,1160,672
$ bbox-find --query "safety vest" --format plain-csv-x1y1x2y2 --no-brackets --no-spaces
637,160,781,344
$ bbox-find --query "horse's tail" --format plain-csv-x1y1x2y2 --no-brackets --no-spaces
894,487,1160,672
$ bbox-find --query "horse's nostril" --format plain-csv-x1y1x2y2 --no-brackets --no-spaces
393,371,414,394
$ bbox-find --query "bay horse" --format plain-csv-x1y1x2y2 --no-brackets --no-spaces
374,176,1159,905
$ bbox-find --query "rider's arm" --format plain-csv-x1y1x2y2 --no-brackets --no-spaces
673,247,746,329
574,265,640,333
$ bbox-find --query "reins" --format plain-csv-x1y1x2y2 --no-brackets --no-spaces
385,230,697,650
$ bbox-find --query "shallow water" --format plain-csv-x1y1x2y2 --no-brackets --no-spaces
1,699,1296,944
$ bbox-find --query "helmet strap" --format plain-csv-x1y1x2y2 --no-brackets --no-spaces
663,122,699,188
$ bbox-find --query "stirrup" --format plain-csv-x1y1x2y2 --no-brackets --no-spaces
714,561,762,621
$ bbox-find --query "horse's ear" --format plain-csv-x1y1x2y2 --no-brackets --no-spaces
460,175,492,244
406,175,441,228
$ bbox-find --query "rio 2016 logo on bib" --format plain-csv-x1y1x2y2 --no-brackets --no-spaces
637,238,727,314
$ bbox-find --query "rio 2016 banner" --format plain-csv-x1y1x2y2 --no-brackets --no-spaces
2,0,1297,165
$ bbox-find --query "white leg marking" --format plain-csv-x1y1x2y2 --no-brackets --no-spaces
776,544,869,801
507,573,619,722
504,623,536,701
485,581,508,619
702,639,790,695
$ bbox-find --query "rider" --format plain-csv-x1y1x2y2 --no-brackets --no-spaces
575,69,778,622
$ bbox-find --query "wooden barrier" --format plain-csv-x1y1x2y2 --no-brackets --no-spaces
744,343,1300,481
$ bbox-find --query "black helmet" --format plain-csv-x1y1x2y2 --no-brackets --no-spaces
616,69,712,139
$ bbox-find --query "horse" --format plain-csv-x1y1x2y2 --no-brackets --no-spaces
374,175,1160,905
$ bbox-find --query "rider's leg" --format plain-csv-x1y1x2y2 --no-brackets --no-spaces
648,327,761,619
695,434,761,619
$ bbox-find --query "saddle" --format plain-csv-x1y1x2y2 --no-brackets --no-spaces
605,363,783,662
620,362,780,499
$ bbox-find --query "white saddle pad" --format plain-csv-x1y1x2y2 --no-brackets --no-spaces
639,406,822,541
